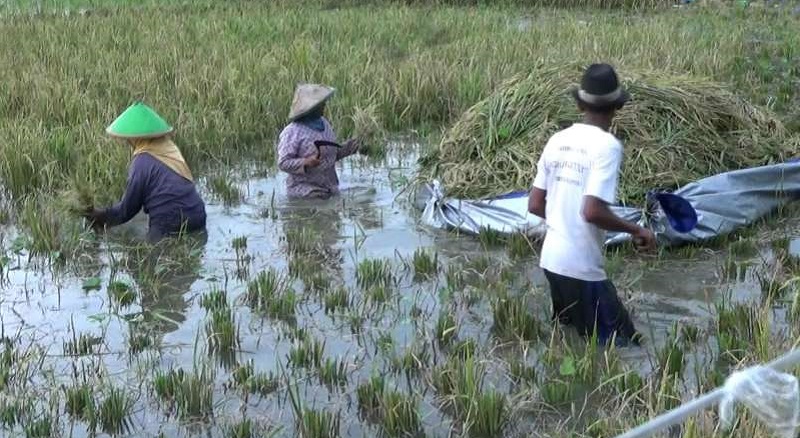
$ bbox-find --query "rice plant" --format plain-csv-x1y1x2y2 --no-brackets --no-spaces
208,175,242,206
356,374,385,414
128,332,154,355
200,287,228,311
318,357,348,388
351,104,387,159
323,287,350,315
64,384,95,424
445,264,465,291
153,367,214,420
246,269,297,321
108,280,136,307
63,332,103,356
205,306,241,362
391,343,430,376
226,419,255,438
284,227,317,255
378,390,421,438
435,310,458,345
411,248,438,280
98,386,133,435
357,258,394,289
478,226,505,248
296,409,341,438
0,398,27,428
24,415,53,438
288,337,325,370
466,391,508,438
367,285,393,307
491,294,539,342
231,361,280,397
506,233,534,259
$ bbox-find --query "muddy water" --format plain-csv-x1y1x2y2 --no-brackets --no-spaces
0,143,777,436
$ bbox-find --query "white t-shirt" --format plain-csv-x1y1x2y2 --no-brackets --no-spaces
532,123,623,281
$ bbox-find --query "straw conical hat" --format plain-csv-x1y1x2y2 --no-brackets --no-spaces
288,84,335,121
106,102,174,139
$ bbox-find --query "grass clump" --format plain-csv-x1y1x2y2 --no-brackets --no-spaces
98,386,133,436
153,367,214,420
24,416,53,438
491,294,539,342
319,357,349,388
64,384,95,425
323,287,350,315
231,361,280,397
356,374,386,414
208,175,242,207
419,66,789,203
378,390,422,438
288,337,325,370
411,248,438,280
435,310,458,345
357,258,394,289
246,269,297,321
205,306,241,361
296,409,341,438
200,287,228,311
63,332,103,356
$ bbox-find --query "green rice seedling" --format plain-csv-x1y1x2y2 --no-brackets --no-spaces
284,228,317,256
248,371,280,397
478,227,505,248
231,361,280,396
200,287,228,311
24,415,53,438
288,255,318,281
375,332,394,355
232,236,248,253
63,332,103,356
20,194,86,261
296,409,341,438
729,237,757,256
539,378,576,407
323,287,350,315
208,175,242,207
205,306,241,362
716,298,770,365
507,358,537,386
491,294,539,342
98,386,133,435
154,368,184,402
108,280,136,307
226,418,254,438
466,391,508,438
757,269,785,301
64,384,95,423
356,374,385,414
351,104,387,159
379,390,421,438
466,256,491,275
657,326,685,378
367,285,393,307
450,339,478,362
445,264,465,291
391,343,430,376
160,367,214,421
506,232,534,259
318,357,348,388
0,398,27,428
679,324,700,345
288,337,325,370
246,269,297,321
357,258,394,290
435,310,457,346
128,332,154,355
305,272,331,293
411,248,438,280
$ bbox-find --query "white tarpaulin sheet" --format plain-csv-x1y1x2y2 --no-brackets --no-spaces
419,162,800,246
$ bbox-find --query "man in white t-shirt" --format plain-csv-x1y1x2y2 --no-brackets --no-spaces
528,63,656,346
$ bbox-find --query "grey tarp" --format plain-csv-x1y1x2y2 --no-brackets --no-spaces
419,162,800,246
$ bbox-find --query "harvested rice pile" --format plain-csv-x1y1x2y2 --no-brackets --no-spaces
419,66,791,203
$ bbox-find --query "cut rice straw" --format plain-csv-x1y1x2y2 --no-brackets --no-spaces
419,65,791,204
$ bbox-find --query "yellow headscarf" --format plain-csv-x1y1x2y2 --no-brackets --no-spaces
132,137,194,182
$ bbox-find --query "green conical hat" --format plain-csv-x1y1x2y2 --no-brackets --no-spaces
106,102,173,139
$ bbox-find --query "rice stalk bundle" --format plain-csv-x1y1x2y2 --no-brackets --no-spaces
419,65,789,204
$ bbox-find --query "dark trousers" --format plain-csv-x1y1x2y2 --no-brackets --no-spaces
543,270,640,345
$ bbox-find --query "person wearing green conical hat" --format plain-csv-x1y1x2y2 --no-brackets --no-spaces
84,102,207,242
277,84,361,199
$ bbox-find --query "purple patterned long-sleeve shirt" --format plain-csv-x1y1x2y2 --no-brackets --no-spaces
277,118,358,199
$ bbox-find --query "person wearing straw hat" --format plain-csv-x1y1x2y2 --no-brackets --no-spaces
84,102,207,242
277,84,360,199
528,63,656,346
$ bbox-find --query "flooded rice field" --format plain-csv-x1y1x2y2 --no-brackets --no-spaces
1,143,798,437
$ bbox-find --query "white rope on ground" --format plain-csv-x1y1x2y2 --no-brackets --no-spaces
614,349,800,438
